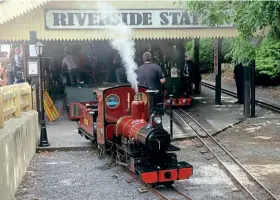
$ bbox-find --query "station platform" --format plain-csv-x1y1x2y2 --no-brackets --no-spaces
170,86,245,138
37,86,246,151
37,100,93,152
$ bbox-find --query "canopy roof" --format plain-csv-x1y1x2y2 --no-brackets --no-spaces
0,0,50,25
0,0,239,41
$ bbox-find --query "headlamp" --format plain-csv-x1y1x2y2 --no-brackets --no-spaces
153,116,162,125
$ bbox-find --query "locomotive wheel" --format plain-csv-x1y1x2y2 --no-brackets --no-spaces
91,139,98,148
98,146,105,159
110,147,116,159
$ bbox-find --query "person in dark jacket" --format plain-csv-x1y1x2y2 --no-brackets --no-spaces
234,62,244,104
136,52,166,114
183,52,201,94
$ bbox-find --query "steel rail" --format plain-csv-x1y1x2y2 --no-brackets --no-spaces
176,108,279,200
172,110,258,200
201,81,280,113
132,170,193,200
150,188,172,200
150,187,192,200
171,186,193,200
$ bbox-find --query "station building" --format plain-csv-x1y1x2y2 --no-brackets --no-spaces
0,0,238,85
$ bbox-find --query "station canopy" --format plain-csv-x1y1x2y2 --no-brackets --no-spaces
0,0,239,41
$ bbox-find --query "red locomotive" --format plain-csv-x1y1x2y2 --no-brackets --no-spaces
69,84,193,186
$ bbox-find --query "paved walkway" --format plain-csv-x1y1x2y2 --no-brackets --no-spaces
37,100,93,152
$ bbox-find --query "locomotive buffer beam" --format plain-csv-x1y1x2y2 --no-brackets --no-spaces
167,144,180,152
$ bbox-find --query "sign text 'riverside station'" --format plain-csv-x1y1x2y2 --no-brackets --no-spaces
45,9,232,29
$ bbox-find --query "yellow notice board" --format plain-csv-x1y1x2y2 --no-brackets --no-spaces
43,90,59,121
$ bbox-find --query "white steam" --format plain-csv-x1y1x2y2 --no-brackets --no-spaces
97,2,138,93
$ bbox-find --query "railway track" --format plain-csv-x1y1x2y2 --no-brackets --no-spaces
201,81,280,113
133,172,192,200
150,186,192,200
173,108,279,200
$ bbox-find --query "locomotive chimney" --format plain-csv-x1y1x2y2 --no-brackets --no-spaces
146,89,159,116
131,92,145,121
135,92,142,101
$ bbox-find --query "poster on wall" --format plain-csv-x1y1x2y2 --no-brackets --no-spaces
27,61,39,77
0,44,11,54
29,45,37,57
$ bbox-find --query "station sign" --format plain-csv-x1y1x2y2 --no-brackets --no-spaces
45,9,233,29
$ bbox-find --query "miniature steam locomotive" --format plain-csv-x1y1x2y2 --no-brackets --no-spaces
69,85,193,186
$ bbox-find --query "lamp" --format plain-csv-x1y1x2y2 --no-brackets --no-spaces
35,42,44,56
35,41,50,147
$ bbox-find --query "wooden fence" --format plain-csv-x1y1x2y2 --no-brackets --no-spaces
0,83,33,128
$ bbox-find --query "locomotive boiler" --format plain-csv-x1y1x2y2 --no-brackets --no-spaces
71,84,193,186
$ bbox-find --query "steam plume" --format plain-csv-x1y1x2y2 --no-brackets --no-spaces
97,2,138,93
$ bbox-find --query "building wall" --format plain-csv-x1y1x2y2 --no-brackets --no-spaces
0,1,238,41
0,110,39,200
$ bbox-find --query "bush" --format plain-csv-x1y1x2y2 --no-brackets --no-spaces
185,38,233,73
256,37,280,79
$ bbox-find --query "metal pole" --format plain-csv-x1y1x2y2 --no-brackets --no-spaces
23,42,28,82
244,66,251,118
250,61,256,117
35,82,40,122
169,95,173,139
215,38,222,105
38,54,50,147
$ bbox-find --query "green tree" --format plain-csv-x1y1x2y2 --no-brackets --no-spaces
256,37,280,78
182,1,280,65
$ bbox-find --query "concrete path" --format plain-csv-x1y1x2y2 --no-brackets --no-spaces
37,100,93,152
170,86,246,138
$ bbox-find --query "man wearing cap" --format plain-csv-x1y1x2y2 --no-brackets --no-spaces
136,52,166,111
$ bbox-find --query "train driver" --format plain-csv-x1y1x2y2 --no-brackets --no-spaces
136,52,166,113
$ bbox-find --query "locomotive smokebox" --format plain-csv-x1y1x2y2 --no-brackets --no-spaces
146,89,159,116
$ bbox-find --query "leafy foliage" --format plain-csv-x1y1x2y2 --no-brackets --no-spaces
185,1,280,39
185,39,233,72
256,37,280,78
227,37,256,66
182,0,280,65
